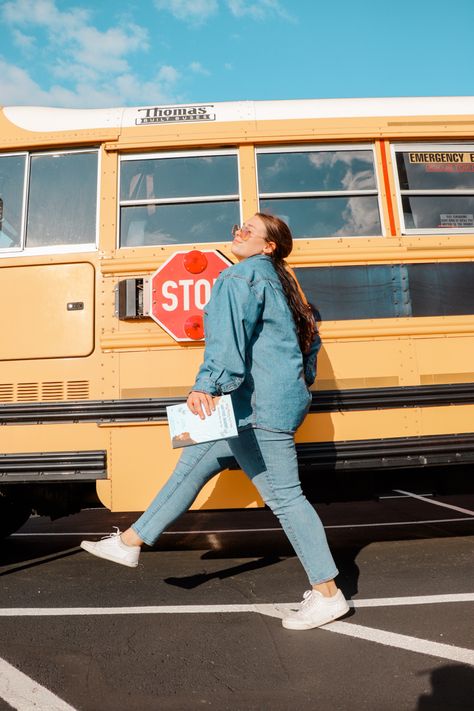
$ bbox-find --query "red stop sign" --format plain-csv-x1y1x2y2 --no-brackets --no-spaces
148,250,232,341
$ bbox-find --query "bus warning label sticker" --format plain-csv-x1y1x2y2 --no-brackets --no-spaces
409,152,474,172
409,152,474,163
439,213,474,228
136,105,216,125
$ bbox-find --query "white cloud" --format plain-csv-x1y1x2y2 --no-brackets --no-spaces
51,59,100,85
0,0,183,108
0,58,181,109
226,0,292,20
341,169,376,191
0,59,52,105
189,61,210,76
2,0,90,36
154,0,292,23
3,0,71,24
2,1,149,73
308,151,373,170
158,65,181,83
335,196,380,237
11,29,36,52
68,24,148,74
154,0,218,24
113,71,180,106
0,0,292,108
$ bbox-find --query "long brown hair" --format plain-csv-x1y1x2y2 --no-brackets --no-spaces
256,212,317,353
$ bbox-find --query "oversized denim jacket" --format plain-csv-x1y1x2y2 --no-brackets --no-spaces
192,254,321,433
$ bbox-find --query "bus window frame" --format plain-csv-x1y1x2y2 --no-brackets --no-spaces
0,151,28,255
117,147,242,250
391,141,474,236
0,147,100,258
254,142,386,240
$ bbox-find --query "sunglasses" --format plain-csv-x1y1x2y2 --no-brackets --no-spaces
231,224,252,240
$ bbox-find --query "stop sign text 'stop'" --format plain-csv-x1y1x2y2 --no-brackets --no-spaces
148,250,232,342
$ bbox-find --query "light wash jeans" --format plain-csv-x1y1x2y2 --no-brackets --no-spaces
132,428,338,585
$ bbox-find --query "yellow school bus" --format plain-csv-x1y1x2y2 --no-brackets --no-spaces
1,97,474,535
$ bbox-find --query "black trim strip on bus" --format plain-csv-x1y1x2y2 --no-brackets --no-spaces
1,382,474,424
307,381,474,413
0,450,107,483
1,436,471,483
295,433,474,471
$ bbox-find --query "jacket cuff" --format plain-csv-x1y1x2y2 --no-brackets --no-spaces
192,376,221,396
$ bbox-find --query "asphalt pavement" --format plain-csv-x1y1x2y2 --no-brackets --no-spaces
1,475,473,711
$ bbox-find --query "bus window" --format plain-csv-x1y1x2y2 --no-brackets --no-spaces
295,264,411,320
408,262,474,316
393,143,474,234
256,146,382,238
26,150,98,248
295,262,474,321
0,153,26,250
119,150,240,247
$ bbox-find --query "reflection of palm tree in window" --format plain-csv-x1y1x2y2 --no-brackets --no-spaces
0,171,21,249
0,196,14,247
128,171,156,215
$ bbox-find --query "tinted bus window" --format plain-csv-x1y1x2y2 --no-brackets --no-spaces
119,151,240,247
408,263,474,316
0,154,26,250
394,145,474,233
295,262,474,321
257,147,382,238
26,151,98,248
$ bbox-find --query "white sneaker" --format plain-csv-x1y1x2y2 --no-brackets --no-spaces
282,589,349,630
80,528,140,568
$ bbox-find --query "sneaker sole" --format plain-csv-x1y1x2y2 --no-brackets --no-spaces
80,540,139,568
282,603,350,630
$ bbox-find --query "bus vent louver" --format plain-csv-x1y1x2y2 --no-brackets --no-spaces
0,381,90,403
42,382,64,401
66,381,89,400
17,383,39,401
0,384,14,402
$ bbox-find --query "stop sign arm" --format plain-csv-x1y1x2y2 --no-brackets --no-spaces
192,273,261,395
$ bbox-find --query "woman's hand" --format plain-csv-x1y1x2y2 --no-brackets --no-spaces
187,391,216,420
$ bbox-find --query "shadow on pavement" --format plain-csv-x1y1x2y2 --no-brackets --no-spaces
417,664,474,711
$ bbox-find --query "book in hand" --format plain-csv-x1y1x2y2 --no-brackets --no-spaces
166,394,238,448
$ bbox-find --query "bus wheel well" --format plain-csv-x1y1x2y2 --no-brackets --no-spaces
0,482,102,538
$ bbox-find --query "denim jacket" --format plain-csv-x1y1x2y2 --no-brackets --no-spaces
192,254,321,433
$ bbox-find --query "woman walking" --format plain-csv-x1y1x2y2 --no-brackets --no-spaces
81,213,349,630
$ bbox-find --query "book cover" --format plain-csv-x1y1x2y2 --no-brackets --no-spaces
166,394,238,448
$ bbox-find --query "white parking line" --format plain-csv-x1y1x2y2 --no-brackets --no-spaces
0,656,77,711
323,622,474,666
394,489,474,516
1,594,473,669
9,515,474,538
1,592,473,617
351,592,474,607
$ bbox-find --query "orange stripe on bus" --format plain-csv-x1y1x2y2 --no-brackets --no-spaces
379,140,397,237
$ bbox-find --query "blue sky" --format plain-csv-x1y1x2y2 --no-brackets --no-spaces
0,0,473,108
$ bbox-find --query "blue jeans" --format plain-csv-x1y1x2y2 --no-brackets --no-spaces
132,428,338,585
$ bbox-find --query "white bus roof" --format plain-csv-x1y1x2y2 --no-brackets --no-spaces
3,97,474,133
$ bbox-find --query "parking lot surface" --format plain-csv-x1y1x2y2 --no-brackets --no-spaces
1,477,473,710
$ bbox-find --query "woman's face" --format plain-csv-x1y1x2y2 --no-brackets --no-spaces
230,214,276,261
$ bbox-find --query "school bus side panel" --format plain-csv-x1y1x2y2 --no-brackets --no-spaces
0,262,94,360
